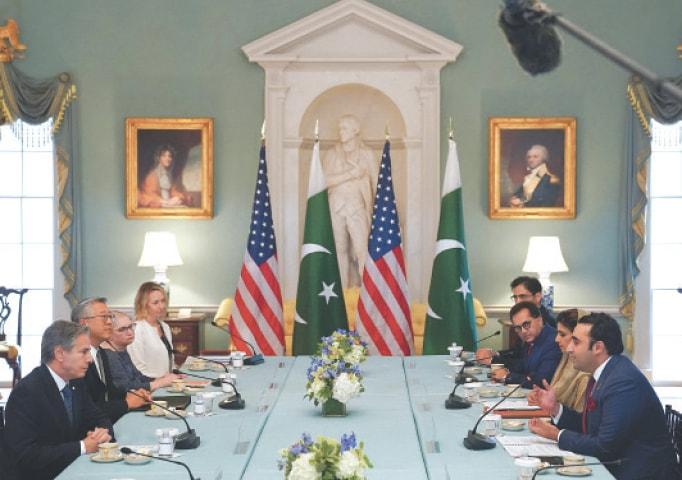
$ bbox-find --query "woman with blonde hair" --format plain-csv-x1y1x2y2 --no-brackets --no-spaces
128,282,175,378
528,308,591,412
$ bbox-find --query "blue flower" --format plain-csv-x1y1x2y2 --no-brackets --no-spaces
340,432,357,452
302,433,313,446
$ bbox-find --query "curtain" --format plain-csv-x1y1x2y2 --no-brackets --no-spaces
620,75,682,349
0,62,81,306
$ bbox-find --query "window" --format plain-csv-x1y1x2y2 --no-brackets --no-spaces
650,119,682,384
0,119,56,384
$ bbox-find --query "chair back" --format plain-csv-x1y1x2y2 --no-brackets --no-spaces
0,287,28,345
666,404,682,467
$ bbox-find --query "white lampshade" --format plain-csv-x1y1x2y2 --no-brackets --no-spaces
522,236,568,275
138,232,183,285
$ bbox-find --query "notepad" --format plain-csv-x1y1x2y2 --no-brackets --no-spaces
497,435,575,458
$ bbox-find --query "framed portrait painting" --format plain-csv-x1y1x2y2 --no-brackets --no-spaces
488,117,576,219
125,117,213,219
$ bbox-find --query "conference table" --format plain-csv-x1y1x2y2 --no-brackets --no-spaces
57,356,614,479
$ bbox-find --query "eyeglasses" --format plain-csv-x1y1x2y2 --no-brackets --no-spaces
115,324,136,333
511,320,533,333
81,313,115,322
510,294,533,301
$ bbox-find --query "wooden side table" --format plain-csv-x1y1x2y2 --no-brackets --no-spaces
165,314,205,366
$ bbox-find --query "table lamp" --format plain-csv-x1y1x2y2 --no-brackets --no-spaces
522,236,568,313
138,232,183,288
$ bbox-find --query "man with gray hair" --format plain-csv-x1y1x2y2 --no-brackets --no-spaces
3,320,112,480
509,144,561,208
72,297,149,423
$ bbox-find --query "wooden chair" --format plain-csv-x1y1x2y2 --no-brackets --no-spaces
0,287,27,387
666,404,682,469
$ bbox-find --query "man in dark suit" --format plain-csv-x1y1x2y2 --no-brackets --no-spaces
510,276,556,327
529,313,677,480
3,320,113,479
509,144,561,208
71,297,149,423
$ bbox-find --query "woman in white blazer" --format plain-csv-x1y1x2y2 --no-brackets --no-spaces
128,282,174,378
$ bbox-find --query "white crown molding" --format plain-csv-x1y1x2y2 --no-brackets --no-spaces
242,0,462,64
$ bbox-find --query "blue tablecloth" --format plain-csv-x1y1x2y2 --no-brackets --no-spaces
405,356,614,479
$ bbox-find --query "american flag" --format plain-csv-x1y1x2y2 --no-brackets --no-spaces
230,142,285,355
356,141,415,356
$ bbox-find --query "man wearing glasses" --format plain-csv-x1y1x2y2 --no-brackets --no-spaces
479,301,561,389
71,297,150,423
510,276,556,328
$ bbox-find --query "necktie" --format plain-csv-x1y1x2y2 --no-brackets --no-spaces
581,376,596,433
96,349,106,384
62,384,74,425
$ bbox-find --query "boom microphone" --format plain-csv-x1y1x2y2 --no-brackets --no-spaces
210,319,264,365
499,0,561,75
128,389,200,449
120,447,200,480
531,459,626,480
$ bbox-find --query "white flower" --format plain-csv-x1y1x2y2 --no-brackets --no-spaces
344,345,365,364
332,373,361,403
288,453,320,480
337,450,363,479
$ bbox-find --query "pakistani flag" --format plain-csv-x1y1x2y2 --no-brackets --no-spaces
292,139,348,355
422,137,478,354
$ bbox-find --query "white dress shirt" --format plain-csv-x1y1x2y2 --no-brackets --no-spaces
46,365,86,455
127,319,174,378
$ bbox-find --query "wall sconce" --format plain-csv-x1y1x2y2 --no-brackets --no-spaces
138,232,183,287
522,236,568,312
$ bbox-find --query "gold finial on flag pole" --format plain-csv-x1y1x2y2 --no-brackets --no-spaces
261,120,266,140
314,119,319,142
448,117,454,140
384,123,390,141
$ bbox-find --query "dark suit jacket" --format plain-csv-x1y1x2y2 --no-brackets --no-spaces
557,355,677,480
514,173,561,207
83,349,129,423
3,364,112,480
540,305,556,328
501,324,562,388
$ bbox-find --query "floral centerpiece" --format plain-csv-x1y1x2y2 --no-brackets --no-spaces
305,330,367,416
278,432,372,480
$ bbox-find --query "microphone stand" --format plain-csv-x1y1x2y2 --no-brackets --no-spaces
463,383,524,450
210,320,265,365
446,354,496,410
190,356,230,387
128,390,200,449
176,369,246,410
531,459,624,480
464,331,501,366
120,447,200,480
514,1,682,102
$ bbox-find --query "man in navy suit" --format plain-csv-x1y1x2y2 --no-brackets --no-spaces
3,320,113,480
72,297,149,423
478,302,562,389
529,313,677,479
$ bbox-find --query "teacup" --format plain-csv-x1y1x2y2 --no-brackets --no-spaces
189,359,206,370
514,456,541,480
490,363,505,373
150,400,168,415
482,413,502,437
171,380,186,392
231,351,245,368
97,442,119,460
563,454,585,466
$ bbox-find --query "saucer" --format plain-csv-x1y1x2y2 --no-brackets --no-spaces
90,453,123,463
501,419,525,431
124,454,152,465
463,366,482,375
557,466,592,477
184,386,205,393
144,409,166,417
504,389,527,398
187,365,208,371
168,386,186,393
165,410,187,419
479,388,499,398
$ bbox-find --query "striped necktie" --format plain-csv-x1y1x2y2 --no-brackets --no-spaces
61,383,74,425
581,376,596,433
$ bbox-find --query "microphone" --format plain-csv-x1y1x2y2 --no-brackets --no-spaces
463,382,525,450
446,355,496,410
499,0,561,76
190,357,230,387
210,320,264,365
120,447,200,480
531,459,625,480
175,369,245,410
128,389,200,449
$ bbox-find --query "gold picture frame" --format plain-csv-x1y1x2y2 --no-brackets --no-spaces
488,117,576,219
125,117,213,219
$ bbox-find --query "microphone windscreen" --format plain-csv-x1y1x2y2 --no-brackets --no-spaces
499,5,561,75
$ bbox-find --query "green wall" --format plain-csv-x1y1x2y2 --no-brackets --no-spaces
9,1,681,316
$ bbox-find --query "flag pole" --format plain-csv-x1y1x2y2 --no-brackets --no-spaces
261,120,266,141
